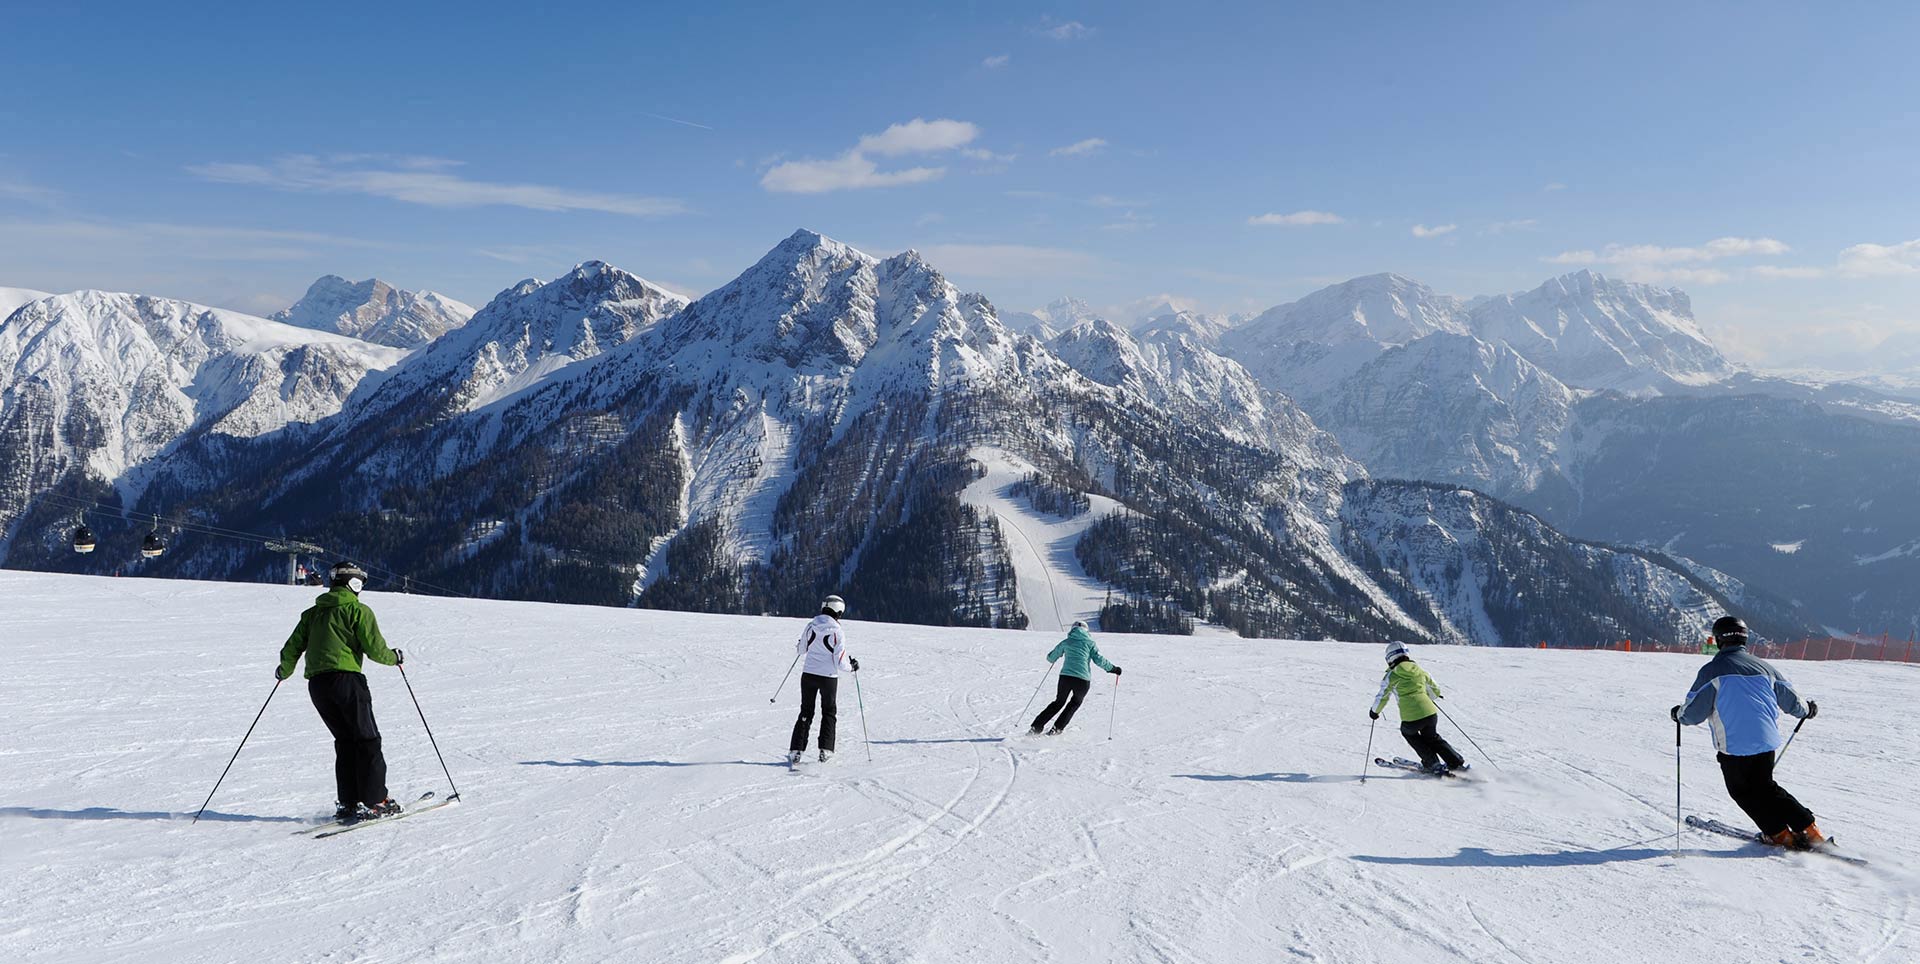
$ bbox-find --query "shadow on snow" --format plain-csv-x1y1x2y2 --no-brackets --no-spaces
518,759,788,768
0,806,303,823
1351,846,1760,868
1174,772,1367,784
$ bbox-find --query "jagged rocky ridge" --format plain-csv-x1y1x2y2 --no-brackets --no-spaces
1,238,1817,644
273,275,475,349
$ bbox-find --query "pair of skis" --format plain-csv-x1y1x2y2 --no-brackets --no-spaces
1684,814,1867,865
1373,756,1471,778
293,791,456,839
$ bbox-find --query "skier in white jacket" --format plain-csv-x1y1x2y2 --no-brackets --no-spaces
788,595,857,765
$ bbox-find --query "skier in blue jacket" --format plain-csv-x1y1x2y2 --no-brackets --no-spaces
1671,616,1824,849
1030,621,1120,735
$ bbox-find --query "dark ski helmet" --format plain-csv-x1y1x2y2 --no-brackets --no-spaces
331,561,369,593
1711,616,1749,646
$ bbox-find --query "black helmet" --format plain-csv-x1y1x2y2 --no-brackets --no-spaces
331,561,369,592
1711,615,1749,646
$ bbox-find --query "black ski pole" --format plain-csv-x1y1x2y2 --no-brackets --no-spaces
1674,717,1682,854
1361,715,1378,783
1436,702,1502,771
1775,714,1809,766
193,677,282,824
398,663,462,800
770,653,801,704
854,669,872,763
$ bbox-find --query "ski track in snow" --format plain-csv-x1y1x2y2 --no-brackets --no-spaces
0,570,1915,963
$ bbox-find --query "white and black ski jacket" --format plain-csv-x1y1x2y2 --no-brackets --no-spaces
796,614,851,678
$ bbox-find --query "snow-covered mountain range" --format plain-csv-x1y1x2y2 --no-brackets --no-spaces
272,275,474,349
0,240,1831,644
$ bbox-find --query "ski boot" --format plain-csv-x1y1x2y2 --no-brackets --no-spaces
1029,724,1044,735
787,750,803,767
1794,823,1828,850
819,749,834,763
1762,827,1799,848
1045,726,1064,736
333,803,360,823
1424,761,1451,777
363,798,402,819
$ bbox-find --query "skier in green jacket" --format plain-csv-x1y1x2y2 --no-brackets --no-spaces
1030,621,1120,735
1369,640,1468,775
277,562,405,821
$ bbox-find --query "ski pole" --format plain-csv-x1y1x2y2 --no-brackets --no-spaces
854,669,872,763
1435,702,1502,771
1361,715,1378,783
1016,658,1059,724
769,653,801,703
1107,673,1120,741
1674,718,1682,855
398,663,462,800
193,677,282,824
1775,714,1808,766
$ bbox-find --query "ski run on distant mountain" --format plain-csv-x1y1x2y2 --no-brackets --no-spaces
4,230,1913,641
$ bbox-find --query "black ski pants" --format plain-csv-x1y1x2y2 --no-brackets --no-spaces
1033,675,1092,732
1400,713,1465,769
790,673,839,753
308,671,389,807
1718,751,1814,836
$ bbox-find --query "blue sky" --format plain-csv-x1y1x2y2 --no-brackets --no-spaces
3,1,1917,366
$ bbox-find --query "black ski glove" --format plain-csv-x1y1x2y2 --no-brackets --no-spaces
1111,666,1122,676
1369,710,1380,721
1669,704,1682,723
1804,700,1818,720
274,666,288,681
393,649,405,666
849,656,860,673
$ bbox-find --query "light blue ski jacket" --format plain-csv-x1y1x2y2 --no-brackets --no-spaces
1677,646,1809,756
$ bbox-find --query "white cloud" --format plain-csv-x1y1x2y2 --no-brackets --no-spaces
1751,265,1830,280
1049,138,1108,157
1838,239,1920,277
915,212,945,227
1546,236,1789,266
1102,211,1153,232
855,118,980,156
0,177,62,207
1248,210,1343,227
982,53,1011,68
1087,194,1146,208
1038,19,1091,40
764,118,987,194
961,147,1018,164
914,243,1099,279
1485,218,1539,235
1411,223,1457,238
190,154,686,217
1543,182,1568,192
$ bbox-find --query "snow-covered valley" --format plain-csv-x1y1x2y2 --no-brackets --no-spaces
2,570,1913,963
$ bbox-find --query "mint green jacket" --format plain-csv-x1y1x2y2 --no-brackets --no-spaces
1046,627,1115,681
278,588,398,679
1371,660,1441,722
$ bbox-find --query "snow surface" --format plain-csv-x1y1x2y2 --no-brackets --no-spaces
0,285,54,320
3,569,1914,963
960,448,1127,632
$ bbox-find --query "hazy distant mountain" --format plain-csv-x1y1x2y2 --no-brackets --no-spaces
273,275,475,349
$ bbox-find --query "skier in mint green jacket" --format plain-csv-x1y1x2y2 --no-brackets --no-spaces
1030,621,1120,735
1369,640,1467,774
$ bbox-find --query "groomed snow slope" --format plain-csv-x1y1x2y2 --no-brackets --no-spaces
1,570,1913,963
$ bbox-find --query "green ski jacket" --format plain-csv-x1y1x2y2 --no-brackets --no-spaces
278,588,398,680
1371,659,1442,722
1046,627,1115,681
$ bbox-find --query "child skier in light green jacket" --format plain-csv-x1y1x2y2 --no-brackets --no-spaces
1369,641,1468,775
1031,621,1120,735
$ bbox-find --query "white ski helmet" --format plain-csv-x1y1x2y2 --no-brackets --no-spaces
1071,619,1089,630
821,595,846,615
1384,640,1410,665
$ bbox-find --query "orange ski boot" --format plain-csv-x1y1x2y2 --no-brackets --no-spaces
1761,828,1799,848
1796,823,1828,849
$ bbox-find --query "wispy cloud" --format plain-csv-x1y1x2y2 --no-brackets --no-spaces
763,119,989,194
640,111,714,131
1037,18,1091,40
1543,182,1567,192
982,53,1011,68
1411,223,1457,238
1484,218,1539,235
1102,211,1153,232
1248,210,1343,227
915,243,1099,279
1839,239,1920,277
1049,138,1108,157
0,177,62,207
1546,237,1789,266
190,154,687,216
961,147,1018,164
1751,265,1830,280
